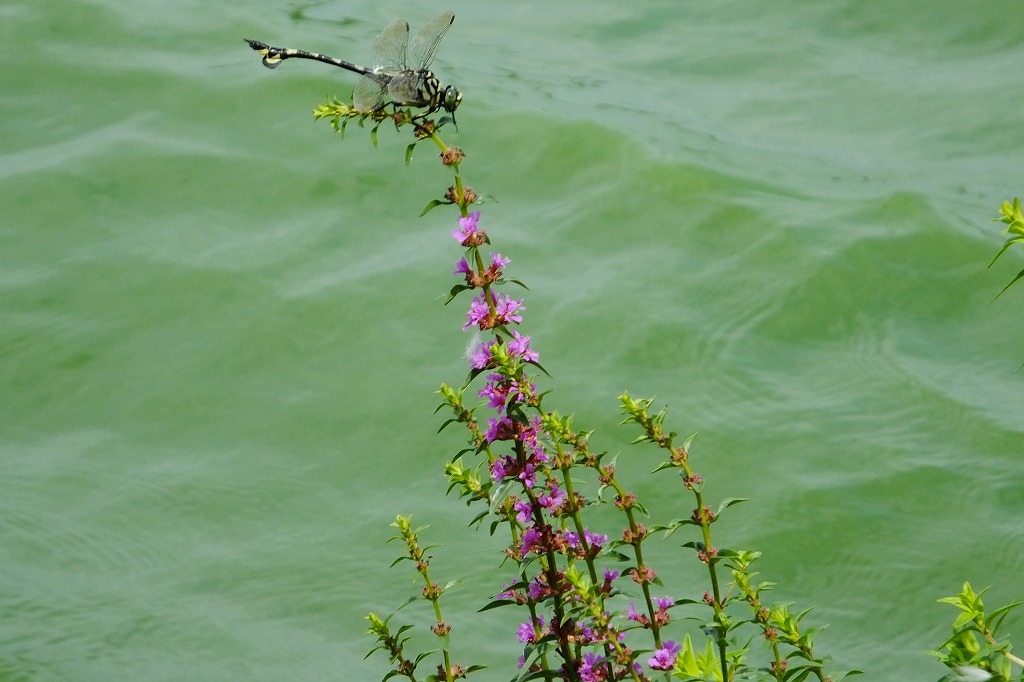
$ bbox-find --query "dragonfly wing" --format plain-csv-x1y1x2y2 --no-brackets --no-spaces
408,11,454,70
353,74,386,112
386,72,425,106
371,18,410,71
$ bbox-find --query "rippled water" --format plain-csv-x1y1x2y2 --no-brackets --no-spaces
2,1,1023,679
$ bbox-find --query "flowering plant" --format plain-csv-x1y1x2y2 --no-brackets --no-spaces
305,98,859,682
255,41,1020,682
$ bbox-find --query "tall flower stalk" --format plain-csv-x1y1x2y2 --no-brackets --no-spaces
276,54,865,682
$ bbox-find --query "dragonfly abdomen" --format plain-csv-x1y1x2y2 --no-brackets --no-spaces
243,39,378,80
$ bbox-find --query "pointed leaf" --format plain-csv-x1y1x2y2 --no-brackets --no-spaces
478,598,517,612
993,267,1024,300
715,497,748,516
420,198,446,217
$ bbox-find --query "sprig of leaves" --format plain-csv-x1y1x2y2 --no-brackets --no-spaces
989,197,1024,299
932,582,1023,682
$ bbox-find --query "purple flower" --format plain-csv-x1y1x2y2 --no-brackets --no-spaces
463,291,524,330
564,530,581,548
538,483,565,511
584,529,608,548
520,526,544,558
452,256,472,277
484,416,516,443
578,652,604,682
490,455,519,482
490,252,510,270
478,375,509,409
647,640,682,671
452,211,482,244
463,293,491,330
507,330,539,363
654,596,675,610
518,461,536,488
494,292,524,325
520,417,550,463
575,622,597,645
468,339,494,370
603,568,620,582
516,616,544,644
627,602,642,622
509,378,536,404
513,498,532,523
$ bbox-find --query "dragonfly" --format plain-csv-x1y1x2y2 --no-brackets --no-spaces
244,11,462,121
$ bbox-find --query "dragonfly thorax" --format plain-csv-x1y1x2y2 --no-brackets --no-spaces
389,70,461,116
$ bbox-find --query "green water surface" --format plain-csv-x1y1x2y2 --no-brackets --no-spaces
2,1,1022,679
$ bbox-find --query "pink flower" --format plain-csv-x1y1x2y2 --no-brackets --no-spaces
648,640,682,671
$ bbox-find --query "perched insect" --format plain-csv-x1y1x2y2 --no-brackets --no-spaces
244,11,462,120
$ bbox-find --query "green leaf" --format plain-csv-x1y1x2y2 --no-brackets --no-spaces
478,598,517,612
715,497,748,516
405,142,416,165
436,418,459,433
993,266,1024,301
987,237,1021,267
986,599,1024,632
513,670,566,681
443,282,474,304
420,198,447,217
651,460,678,473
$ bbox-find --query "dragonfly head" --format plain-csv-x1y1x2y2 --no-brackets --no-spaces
441,84,462,114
